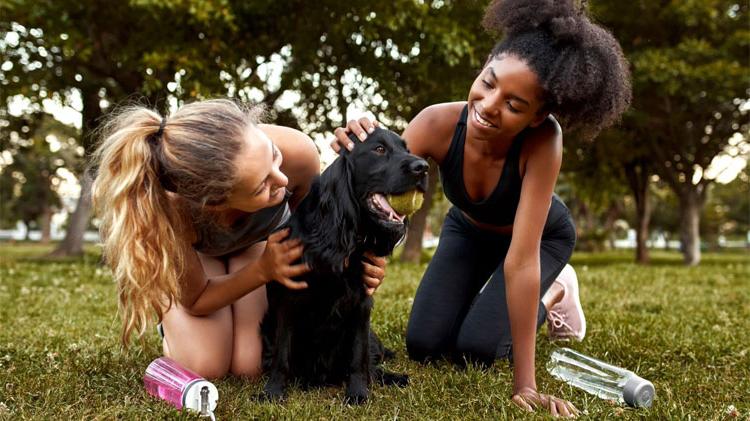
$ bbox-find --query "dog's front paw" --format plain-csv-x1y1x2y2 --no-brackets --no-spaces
345,374,369,405
375,367,409,387
344,388,369,405
261,382,287,402
382,371,409,387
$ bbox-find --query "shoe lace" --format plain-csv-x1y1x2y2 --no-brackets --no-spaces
547,310,573,332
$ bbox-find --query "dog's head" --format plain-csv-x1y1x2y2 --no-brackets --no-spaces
343,128,429,232
304,128,428,272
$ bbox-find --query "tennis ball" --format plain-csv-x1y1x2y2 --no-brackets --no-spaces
386,190,424,216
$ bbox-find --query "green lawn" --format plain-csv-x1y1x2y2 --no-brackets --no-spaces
1,243,748,420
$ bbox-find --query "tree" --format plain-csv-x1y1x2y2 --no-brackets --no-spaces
703,164,750,243
0,111,79,242
592,0,749,265
1,0,255,255
3,0,495,259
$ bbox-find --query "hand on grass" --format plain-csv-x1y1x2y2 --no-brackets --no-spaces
511,387,580,418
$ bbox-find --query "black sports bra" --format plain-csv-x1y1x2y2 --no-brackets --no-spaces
439,105,525,226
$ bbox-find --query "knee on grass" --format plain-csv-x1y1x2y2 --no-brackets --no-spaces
406,330,445,362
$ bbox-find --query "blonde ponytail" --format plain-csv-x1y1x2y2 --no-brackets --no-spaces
92,107,184,345
91,99,261,346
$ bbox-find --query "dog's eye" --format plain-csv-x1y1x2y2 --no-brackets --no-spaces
373,145,386,155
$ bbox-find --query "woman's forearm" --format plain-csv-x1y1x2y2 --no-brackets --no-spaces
504,261,542,393
184,260,269,316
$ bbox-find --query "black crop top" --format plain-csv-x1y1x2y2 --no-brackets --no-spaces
439,105,525,226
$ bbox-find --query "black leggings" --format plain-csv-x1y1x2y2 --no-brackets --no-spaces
405,195,576,366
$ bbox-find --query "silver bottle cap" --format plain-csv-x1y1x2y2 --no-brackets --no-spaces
623,374,655,408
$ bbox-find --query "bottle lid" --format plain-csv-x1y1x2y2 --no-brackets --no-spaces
183,379,219,413
623,374,655,408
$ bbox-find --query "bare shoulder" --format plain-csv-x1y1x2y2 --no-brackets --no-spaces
403,102,465,164
519,115,563,177
259,124,320,188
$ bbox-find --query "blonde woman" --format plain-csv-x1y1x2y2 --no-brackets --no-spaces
92,99,387,379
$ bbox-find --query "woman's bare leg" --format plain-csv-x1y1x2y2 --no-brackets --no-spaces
160,253,233,379
227,241,268,378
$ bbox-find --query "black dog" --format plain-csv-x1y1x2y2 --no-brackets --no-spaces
261,128,428,404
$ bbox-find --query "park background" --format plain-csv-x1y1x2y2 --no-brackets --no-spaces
1,0,748,419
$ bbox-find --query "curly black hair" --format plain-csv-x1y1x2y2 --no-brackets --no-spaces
482,0,632,140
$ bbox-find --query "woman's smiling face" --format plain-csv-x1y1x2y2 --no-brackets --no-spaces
224,125,289,213
466,54,548,143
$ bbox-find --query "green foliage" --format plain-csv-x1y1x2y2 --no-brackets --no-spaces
1,244,749,418
0,111,79,229
703,165,750,238
1,0,492,137
592,0,749,193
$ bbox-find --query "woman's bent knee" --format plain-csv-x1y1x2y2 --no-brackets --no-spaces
454,332,508,367
406,330,443,362
175,353,231,380
230,352,262,379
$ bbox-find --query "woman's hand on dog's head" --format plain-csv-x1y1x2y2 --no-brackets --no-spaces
258,228,310,290
331,118,380,152
362,251,387,296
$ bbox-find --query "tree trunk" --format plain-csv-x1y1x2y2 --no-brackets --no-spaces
23,221,31,241
49,86,102,257
624,161,651,264
678,190,703,266
603,201,623,251
49,173,93,257
40,205,52,245
635,195,651,263
400,161,439,263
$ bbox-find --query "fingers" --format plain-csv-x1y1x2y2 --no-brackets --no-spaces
550,396,559,418
285,262,311,278
283,242,304,261
268,228,290,243
281,237,303,251
546,395,578,419
511,394,534,412
331,118,380,152
557,401,570,418
560,399,579,418
362,261,385,280
362,254,385,295
363,251,387,268
348,118,369,141
358,117,377,136
332,127,353,151
363,275,380,290
277,277,308,290
513,389,578,419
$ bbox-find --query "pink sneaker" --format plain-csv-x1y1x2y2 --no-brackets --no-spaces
546,264,586,341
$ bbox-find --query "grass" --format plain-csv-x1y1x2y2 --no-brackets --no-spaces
0,243,748,420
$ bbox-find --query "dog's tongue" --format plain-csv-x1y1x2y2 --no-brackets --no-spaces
373,194,405,222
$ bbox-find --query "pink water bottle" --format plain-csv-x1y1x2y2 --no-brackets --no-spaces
144,357,219,419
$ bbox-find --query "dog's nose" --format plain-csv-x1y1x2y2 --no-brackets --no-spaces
409,159,429,175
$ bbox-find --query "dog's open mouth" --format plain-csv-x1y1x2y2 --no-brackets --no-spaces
368,194,406,224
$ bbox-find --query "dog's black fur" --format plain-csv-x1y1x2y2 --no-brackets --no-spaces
261,128,428,404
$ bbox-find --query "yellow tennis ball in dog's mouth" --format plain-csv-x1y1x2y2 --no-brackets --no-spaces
386,190,424,217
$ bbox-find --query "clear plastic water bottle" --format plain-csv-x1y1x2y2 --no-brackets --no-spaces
143,357,219,419
546,347,655,408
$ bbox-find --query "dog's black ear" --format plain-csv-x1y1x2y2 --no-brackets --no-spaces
304,154,359,273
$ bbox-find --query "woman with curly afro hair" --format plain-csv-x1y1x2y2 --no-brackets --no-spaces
334,0,631,416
